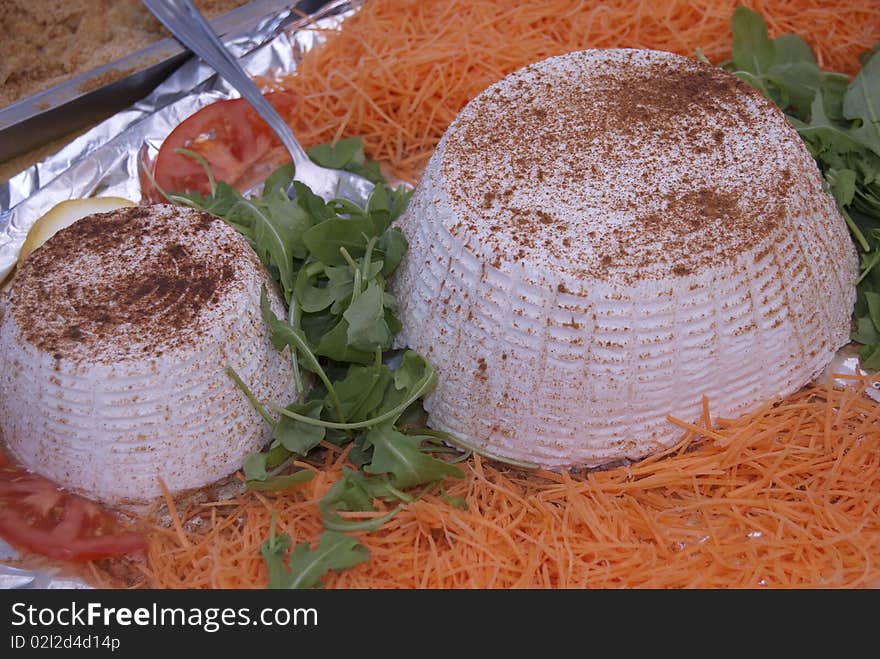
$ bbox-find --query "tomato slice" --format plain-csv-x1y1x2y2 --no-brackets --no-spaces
143,90,299,200
0,453,146,562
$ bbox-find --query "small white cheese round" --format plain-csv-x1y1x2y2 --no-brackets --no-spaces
392,49,858,468
0,204,293,507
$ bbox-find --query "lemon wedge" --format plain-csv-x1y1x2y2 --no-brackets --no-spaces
1,197,135,291
18,197,136,266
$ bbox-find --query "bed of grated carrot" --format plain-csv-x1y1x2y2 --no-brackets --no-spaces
114,374,880,589
88,0,880,588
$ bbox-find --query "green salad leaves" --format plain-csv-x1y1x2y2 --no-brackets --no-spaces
261,518,369,590
718,6,880,366
170,137,467,588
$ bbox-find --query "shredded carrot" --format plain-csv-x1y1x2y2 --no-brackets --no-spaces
157,475,190,549
267,0,880,182
130,373,880,588
87,0,880,588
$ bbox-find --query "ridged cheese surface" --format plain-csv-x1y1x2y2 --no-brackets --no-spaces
0,204,293,507
393,49,858,468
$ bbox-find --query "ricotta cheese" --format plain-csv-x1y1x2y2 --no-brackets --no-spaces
0,204,293,507
392,49,859,468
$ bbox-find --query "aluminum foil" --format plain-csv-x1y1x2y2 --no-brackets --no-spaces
822,344,880,403
0,0,354,588
0,0,354,283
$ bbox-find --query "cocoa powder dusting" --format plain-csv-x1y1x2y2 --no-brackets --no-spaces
8,205,257,361
440,49,804,283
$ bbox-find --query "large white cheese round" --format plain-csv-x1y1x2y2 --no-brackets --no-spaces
393,49,858,469
0,204,293,507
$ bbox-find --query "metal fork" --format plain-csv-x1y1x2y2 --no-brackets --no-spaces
142,0,375,204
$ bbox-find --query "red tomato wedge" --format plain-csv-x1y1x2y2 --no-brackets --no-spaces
0,452,146,562
143,90,299,200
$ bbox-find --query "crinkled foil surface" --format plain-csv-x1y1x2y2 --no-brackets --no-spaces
0,0,353,588
0,0,353,282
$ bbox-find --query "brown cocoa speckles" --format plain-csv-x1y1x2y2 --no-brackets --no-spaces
475,357,488,382
9,204,259,362
733,321,758,336
536,210,554,225
439,49,805,284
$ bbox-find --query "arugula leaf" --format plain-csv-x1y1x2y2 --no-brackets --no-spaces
296,260,383,316
302,217,372,265
232,197,303,301
852,315,880,345
260,287,308,352
821,73,851,122
392,350,435,394
307,137,364,170
243,420,318,492
315,318,376,364
826,168,858,207
292,180,336,222
343,280,394,352
262,524,368,589
735,33,819,116
325,264,359,314
320,467,381,516
263,190,313,261
378,227,408,276
843,53,880,157
320,474,406,532
243,451,271,482
346,433,374,467
723,7,849,124
286,531,369,589
772,33,814,67
365,184,393,234
183,181,243,217
273,400,326,455
731,5,775,76
294,263,337,313
260,287,346,420
263,163,295,197
364,422,464,489
261,519,293,589
791,90,864,156
765,63,824,117
864,291,880,332
333,363,394,422
861,343,880,369
320,466,403,513
439,485,468,510
307,136,384,184
389,186,415,222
